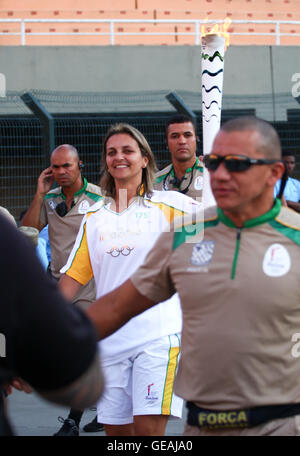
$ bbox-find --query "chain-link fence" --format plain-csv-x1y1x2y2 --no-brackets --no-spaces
0,93,43,219
0,89,299,219
54,113,172,185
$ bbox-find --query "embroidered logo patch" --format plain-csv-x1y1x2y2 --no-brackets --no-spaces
262,243,291,277
48,200,57,210
194,175,203,190
78,200,90,214
145,383,158,401
190,240,215,266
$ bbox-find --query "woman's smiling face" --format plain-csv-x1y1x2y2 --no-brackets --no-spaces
105,133,148,184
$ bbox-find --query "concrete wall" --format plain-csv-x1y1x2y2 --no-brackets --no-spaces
1,45,299,96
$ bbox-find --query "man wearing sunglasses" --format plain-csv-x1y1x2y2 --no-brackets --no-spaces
154,114,203,200
21,144,103,435
80,116,300,436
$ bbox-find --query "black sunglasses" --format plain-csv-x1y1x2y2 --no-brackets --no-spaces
203,154,279,172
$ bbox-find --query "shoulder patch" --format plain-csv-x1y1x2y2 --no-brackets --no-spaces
86,183,102,195
148,190,200,216
172,209,217,249
172,214,204,251
204,205,218,221
269,207,300,246
172,206,219,251
154,164,172,183
85,183,102,203
44,187,61,199
155,164,172,177
274,206,300,231
85,199,105,215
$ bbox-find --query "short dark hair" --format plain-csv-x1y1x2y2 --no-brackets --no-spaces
165,114,197,139
220,116,282,159
51,144,80,160
282,151,295,158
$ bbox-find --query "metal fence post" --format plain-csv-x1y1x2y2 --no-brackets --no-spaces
21,92,55,168
166,91,197,126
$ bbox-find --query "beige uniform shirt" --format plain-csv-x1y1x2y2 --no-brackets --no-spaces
40,178,102,309
131,199,300,410
153,157,203,201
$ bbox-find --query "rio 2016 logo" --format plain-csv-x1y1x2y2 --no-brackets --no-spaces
0,333,6,357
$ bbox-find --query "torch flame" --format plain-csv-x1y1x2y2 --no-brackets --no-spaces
201,17,232,49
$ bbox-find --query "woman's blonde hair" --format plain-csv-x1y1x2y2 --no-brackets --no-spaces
100,123,157,198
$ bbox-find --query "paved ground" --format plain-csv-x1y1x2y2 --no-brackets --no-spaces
7,390,186,437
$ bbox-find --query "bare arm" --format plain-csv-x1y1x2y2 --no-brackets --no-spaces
86,279,157,340
21,167,55,230
36,351,103,409
59,274,82,302
286,200,300,213
280,195,287,207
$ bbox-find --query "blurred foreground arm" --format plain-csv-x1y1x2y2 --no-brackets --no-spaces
37,351,103,410
4,357,103,410
0,214,103,411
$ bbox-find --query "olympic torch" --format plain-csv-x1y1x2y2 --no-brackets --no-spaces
201,33,226,208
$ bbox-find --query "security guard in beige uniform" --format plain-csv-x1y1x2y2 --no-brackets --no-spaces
21,144,102,310
154,114,203,201
85,116,300,436
21,144,103,436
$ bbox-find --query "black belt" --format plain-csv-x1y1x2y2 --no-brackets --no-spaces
187,401,300,430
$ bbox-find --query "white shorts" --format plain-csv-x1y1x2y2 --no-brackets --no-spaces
97,333,183,425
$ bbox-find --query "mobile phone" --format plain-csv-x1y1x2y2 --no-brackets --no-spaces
45,171,53,183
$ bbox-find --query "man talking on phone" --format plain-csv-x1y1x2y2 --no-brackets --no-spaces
21,144,103,435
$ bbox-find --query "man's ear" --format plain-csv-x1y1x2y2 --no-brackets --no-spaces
275,161,288,199
269,161,285,186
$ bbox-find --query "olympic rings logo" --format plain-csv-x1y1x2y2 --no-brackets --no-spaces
106,245,135,257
